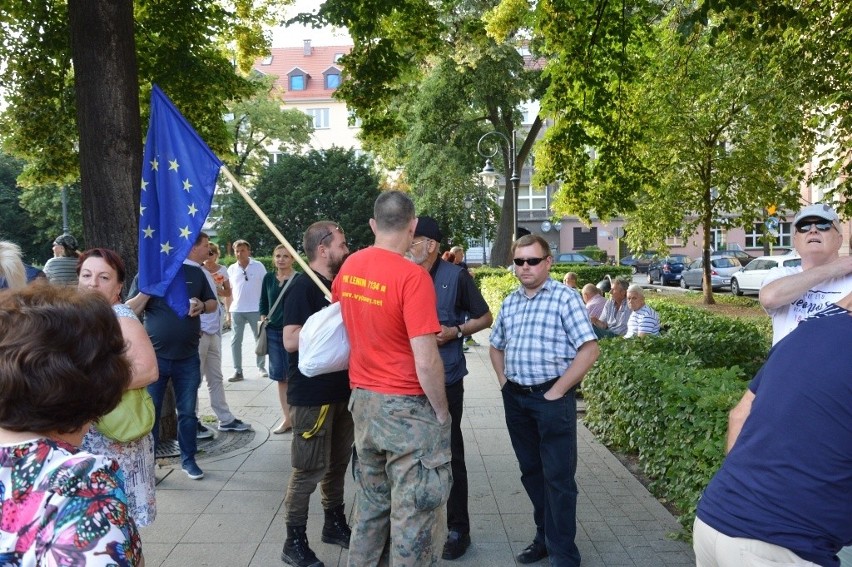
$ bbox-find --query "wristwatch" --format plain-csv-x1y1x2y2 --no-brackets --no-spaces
456,325,464,338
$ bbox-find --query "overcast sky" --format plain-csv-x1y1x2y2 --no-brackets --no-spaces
271,0,351,47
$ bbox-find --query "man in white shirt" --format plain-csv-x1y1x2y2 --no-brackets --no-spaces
186,233,251,433
227,240,268,381
760,203,852,344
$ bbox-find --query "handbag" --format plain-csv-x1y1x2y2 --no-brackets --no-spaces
298,301,350,377
256,274,299,356
95,387,156,443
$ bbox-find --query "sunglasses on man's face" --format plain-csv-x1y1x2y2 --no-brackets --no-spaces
513,257,546,267
795,221,834,234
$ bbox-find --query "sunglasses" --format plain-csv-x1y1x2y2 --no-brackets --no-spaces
318,225,343,245
795,221,834,233
241,269,248,281
513,257,546,267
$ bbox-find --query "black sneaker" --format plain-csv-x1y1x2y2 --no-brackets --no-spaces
227,371,244,382
196,421,214,439
442,530,471,560
516,540,548,564
217,418,252,432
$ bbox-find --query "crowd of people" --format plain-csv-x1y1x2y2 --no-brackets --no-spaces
0,198,849,567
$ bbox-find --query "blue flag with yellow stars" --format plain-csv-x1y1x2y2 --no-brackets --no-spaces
138,84,222,317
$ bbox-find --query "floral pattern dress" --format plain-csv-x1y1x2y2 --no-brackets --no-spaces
0,437,143,566
81,303,157,527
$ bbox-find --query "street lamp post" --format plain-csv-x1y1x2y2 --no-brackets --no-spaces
477,130,520,243
61,185,69,235
464,192,489,265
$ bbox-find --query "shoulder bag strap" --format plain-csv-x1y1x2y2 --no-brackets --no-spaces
268,272,299,317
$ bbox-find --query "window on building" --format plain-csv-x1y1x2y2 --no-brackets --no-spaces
665,229,684,247
325,73,341,89
334,52,345,63
306,108,330,129
745,223,762,248
573,227,598,249
710,227,724,251
745,221,793,248
347,109,362,128
268,152,283,166
289,74,305,91
261,55,273,65
517,185,547,211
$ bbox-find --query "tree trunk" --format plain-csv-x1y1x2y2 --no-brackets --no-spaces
68,1,177,441
68,0,141,280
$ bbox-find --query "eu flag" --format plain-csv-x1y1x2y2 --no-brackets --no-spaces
138,84,222,317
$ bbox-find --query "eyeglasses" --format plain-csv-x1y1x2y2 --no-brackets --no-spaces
795,221,834,233
241,269,248,281
409,239,429,249
513,257,546,267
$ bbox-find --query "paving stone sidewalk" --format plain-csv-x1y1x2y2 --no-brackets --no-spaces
140,329,695,566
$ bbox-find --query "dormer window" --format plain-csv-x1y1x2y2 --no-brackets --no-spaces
323,67,341,90
261,55,273,65
288,67,308,91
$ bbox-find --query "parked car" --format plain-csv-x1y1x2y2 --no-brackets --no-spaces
710,249,756,266
729,253,802,296
680,256,743,290
621,251,658,273
554,253,601,265
647,255,692,285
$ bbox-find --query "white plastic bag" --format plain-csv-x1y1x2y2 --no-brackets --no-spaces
298,302,350,377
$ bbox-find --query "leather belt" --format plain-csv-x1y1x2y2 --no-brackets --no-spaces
504,376,559,394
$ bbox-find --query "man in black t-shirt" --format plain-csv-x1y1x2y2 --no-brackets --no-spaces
279,221,353,567
127,234,217,481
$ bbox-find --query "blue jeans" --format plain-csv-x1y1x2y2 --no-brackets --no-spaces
148,354,202,467
502,385,581,567
266,326,288,381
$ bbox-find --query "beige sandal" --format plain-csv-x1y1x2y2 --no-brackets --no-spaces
273,421,292,434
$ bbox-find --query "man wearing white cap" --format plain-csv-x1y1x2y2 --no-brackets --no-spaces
760,203,852,344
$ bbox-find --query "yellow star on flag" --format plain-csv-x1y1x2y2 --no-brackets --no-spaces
188,203,198,217
140,204,146,216
141,179,149,191
183,178,193,192
150,158,158,171
179,226,192,239
169,159,179,172
160,241,173,254
143,225,155,238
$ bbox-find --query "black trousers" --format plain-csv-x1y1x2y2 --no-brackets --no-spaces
446,379,469,535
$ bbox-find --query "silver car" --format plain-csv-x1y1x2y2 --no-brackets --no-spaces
729,253,802,296
680,256,742,290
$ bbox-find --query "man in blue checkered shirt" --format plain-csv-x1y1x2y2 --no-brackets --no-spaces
489,234,600,567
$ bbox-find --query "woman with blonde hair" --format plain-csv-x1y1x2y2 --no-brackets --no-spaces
0,240,26,290
260,244,298,433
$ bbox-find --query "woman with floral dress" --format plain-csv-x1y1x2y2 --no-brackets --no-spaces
77,248,159,526
0,285,144,565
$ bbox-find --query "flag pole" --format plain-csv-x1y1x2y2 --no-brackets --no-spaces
219,166,332,300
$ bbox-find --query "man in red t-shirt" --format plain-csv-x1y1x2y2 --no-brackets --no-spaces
333,190,450,566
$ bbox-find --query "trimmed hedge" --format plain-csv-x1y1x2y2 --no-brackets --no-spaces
582,299,771,532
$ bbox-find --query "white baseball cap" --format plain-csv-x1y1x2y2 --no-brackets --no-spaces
793,203,839,226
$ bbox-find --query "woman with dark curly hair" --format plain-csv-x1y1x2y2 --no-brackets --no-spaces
0,285,144,566
77,247,159,527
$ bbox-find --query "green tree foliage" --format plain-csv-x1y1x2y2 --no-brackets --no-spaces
688,1,852,210
301,0,544,266
217,147,381,254
537,4,804,303
225,75,315,183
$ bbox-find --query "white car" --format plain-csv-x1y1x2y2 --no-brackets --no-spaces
729,253,802,296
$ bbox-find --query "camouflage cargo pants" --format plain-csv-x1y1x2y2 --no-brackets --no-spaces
347,388,452,567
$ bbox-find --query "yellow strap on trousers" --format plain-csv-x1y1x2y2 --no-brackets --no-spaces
300,404,330,439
